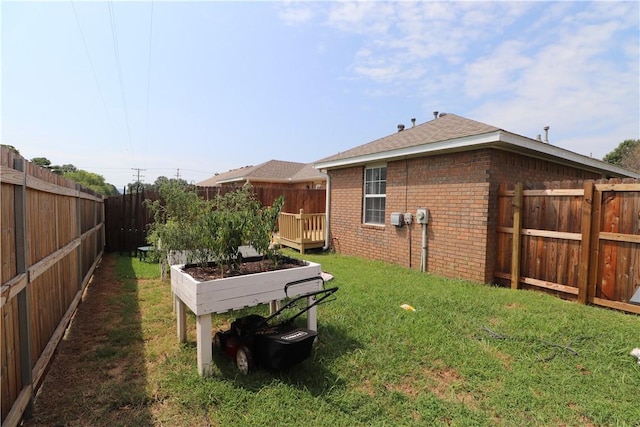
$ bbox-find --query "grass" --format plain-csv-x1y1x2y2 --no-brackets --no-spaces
28,250,640,426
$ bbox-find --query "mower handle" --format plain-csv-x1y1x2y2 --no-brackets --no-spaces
256,285,339,330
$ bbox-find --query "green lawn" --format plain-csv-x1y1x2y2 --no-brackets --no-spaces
33,251,640,426
141,250,640,426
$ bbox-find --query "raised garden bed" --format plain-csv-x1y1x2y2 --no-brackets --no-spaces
171,257,324,375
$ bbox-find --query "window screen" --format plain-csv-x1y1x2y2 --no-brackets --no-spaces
363,165,386,225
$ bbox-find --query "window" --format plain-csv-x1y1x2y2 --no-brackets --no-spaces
363,165,386,225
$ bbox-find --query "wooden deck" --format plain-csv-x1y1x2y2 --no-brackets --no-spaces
277,210,325,254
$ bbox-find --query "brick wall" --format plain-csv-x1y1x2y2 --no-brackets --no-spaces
328,148,605,284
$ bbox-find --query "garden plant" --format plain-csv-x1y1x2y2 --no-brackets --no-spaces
146,181,285,277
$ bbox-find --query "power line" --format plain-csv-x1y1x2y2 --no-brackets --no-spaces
132,168,146,191
108,0,135,165
75,167,215,175
70,0,127,164
143,0,154,168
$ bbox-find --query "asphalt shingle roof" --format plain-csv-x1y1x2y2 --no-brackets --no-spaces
196,160,326,187
316,114,500,164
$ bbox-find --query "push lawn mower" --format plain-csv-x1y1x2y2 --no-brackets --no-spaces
213,282,338,374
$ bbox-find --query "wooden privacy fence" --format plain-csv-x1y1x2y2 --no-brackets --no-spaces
104,186,326,253
104,190,158,253
495,179,640,315
197,186,326,214
277,210,326,254
1,149,104,426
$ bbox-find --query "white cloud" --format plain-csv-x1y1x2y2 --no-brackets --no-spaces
318,1,541,89
464,40,534,98
277,2,316,26
466,2,639,157
326,1,395,34
275,1,639,158
353,64,400,82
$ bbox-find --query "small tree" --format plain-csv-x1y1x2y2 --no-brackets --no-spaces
146,180,213,266
31,157,52,168
147,181,285,276
603,139,640,172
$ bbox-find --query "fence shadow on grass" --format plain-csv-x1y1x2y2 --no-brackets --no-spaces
99,255,154,425
212,322,361,397
24,254,154,427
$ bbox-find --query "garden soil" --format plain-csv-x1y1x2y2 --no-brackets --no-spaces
183,256,305,281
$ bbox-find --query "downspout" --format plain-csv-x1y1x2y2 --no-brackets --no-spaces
405,158,411,268
322,171,331,251
420,222,427,272
417,208,428,272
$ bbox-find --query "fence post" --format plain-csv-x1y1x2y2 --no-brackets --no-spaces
587,184,603,303
577,181,594,304
93,196,99,260
76,184,83,291
510,183,523,290
14,157,34,418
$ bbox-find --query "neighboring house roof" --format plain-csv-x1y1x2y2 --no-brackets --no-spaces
314,113,639,178
196,160,327,187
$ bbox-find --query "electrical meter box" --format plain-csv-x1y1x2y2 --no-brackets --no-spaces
416,208,429,224
390,212,404,227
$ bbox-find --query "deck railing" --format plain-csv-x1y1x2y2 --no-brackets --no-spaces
277,210,325,254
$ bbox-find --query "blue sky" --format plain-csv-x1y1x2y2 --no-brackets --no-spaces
2,1,639,191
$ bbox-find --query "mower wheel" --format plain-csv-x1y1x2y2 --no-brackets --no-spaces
236,346,253,375
213,332,224,352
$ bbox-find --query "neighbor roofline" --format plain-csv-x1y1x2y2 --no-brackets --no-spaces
314,130,639,178
213,176,325,185
214,176,246,185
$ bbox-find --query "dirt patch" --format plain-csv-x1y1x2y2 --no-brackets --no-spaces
380,362,480,411
23,254,153,426
422,364,480,410
355,378,376,397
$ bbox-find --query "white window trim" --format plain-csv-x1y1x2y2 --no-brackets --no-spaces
363,164,387,225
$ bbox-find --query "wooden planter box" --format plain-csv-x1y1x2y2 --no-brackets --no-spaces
170,257,324,375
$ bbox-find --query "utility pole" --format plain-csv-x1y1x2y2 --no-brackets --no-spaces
175,168,181,180
132,168,146,192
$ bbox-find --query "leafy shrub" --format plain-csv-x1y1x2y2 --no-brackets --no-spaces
146,181,284,275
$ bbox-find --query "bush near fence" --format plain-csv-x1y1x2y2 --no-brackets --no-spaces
104,186,326,254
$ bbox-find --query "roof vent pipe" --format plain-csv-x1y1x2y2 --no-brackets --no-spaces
543,126,550,143
397,124,405,132
411,118,416,127
433,111,439,119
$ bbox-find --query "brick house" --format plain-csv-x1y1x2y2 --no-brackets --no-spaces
314,114,638,283
196,159,326,189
